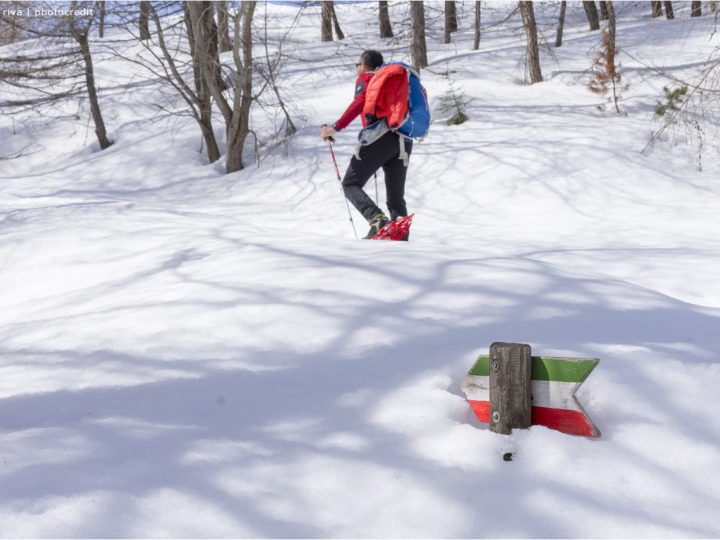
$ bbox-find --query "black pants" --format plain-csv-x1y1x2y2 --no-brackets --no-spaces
342,131,413,222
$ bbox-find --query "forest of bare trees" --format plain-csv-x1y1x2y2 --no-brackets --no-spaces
1,1,718,171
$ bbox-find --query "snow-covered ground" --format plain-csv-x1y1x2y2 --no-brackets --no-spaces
2,2,720,537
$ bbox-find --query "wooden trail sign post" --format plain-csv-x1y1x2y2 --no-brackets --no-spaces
462,342,601,438
488,342,532,435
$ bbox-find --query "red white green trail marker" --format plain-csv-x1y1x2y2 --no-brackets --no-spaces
461,354,601,438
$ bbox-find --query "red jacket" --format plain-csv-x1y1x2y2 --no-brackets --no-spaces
362,63,409,130
334,72,374,131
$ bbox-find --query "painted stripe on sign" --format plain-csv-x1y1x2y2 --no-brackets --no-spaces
470,355,598,383
461,374,489,402
468,358,490,377
468,399,490,422
531,405,598,438
462,375,585,411
530,379,583,411
466,399,599,437
531,357,598,383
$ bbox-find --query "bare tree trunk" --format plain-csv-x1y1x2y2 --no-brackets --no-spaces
185,3,222,83
78,34,113,149
217,1,232,52
445,9,451,43
664,1,675,19
519,1,542,84
651,1,663,17
691,1,702,16
599,1,609,20
68,5,113,150
410,1,428,71
473,1,481,50
184,2,221,163
556,0,567,47
446,1,458,31
444,1,457,43
99,1,105,38
321,1,333,41
607,1,620,113
204,3,225,91
329,2,344,40
379,1,393,37
226,1,256,173
583,1,600,30
139,1,150,40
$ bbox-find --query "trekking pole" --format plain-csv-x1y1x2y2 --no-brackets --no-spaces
327,137,358,239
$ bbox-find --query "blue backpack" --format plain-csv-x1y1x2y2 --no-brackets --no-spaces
395,63,431,139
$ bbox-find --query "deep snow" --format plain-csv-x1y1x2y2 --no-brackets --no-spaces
2,1,720,537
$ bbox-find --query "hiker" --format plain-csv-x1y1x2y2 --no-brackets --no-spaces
320,49,413,240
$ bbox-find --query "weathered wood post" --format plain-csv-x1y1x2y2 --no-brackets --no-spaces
488,342,532,434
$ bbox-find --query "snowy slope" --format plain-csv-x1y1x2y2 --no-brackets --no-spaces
2,2,720,537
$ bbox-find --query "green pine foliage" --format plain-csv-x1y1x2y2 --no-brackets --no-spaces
439,74,472,126
655,85,688,116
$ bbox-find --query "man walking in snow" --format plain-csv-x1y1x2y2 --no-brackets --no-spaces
320,50,413,240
